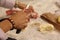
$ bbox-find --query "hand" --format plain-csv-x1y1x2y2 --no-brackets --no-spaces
10,11,30,30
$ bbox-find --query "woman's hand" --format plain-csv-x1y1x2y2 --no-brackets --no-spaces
10,11,30,30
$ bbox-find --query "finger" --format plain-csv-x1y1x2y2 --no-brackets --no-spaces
25,19,30,23
17,25,26,29
28,6,34,12
26,16,30,22
17,2,26,9
19,24,27,29
30,12,38,19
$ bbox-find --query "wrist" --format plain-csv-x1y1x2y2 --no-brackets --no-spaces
0,20,13,33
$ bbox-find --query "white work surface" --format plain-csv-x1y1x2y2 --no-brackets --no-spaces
0,0,60,40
